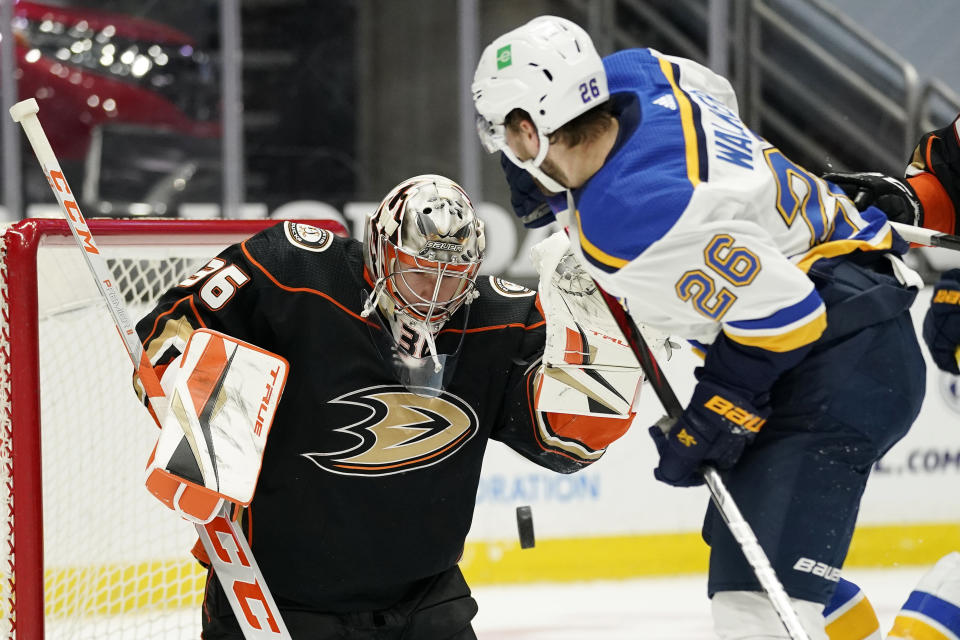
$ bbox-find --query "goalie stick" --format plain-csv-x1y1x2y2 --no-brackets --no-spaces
10,98,292,640
593,286,813,640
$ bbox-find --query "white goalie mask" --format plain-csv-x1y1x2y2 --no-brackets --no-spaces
362,175,485,391
472,15,608,193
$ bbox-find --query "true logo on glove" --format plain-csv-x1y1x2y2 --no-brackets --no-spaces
254,366,282,437
933,289,960,305
703,395,766,432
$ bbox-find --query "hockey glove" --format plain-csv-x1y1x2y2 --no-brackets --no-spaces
905,114,960,234
500,152,556,228
922,269,960,374
822,171,923,226
648,380,769,487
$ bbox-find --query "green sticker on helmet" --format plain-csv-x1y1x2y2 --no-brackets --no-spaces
496,44,512,69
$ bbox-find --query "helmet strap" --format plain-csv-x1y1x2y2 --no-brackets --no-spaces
499,133,567,195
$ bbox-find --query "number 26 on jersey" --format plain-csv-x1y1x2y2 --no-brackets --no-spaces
675,234,761,320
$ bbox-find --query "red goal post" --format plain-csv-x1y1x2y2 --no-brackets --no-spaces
0,217,347,640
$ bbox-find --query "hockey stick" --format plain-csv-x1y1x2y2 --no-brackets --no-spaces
889,220,960,251
10,98,292,640
594,286,812,640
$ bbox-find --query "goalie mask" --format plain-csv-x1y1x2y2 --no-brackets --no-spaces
361,174,485,393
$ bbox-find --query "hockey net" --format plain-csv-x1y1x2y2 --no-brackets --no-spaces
0,217,346,640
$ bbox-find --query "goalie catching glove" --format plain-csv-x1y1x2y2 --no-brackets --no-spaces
649,380,770,487
144,329,289,523
531,231,644,417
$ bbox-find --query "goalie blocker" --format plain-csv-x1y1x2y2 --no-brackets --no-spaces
144,329,289,524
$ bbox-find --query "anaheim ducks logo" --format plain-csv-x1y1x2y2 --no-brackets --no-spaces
302,385,478,476
489,276,535,297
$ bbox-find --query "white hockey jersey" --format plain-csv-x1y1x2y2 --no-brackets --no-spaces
563,48,919,357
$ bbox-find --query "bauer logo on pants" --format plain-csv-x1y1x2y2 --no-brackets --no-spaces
302,385,479,476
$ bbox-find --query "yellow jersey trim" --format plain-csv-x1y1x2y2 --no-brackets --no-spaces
658,57,702,188
575,209,631,269
723,309,827,352
795,230,894,273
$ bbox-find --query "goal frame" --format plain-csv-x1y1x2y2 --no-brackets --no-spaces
1,216,346,638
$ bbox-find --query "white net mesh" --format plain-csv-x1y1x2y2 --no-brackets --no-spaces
0,230,14,639
0,222,258,639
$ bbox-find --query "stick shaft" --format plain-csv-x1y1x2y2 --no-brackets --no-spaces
10,98,291,639
890,220,960,250
595,287,811,640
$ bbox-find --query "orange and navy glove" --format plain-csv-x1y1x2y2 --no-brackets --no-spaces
649,380,769,487
922,269,960,374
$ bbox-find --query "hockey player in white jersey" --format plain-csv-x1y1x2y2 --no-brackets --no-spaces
472,15,934,639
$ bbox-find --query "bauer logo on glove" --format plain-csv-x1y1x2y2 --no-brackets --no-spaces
145,329,289,523
703,395,767,433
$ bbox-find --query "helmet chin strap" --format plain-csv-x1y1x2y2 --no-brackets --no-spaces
499,133,568,195
361,281,444,373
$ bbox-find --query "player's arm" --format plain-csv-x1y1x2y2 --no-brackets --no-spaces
823,114,960,233
135,238,277,522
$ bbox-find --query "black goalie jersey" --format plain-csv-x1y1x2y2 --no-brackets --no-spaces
135,221,630,614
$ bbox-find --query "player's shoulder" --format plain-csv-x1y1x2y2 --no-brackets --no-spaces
240,221,361,289
575,152,691,274
468,275,539,329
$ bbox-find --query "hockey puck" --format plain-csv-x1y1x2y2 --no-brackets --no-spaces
516,505,535,549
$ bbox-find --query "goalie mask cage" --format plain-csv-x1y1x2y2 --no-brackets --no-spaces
0,217,346,639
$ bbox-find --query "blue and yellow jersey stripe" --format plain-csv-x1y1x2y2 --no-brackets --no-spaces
657,57,709,188
572,50,713,274
723,289,826,352
889,592,960,640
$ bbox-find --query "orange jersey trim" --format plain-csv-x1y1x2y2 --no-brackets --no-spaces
438,319,545,336
909,171,956,235
241,241,381,328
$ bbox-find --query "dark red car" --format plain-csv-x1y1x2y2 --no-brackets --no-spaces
14,0,219,161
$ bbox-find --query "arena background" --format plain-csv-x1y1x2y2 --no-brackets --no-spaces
1,0,958,619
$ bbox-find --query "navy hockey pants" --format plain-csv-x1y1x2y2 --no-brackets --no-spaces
704,257,926,605
201,564,478,640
